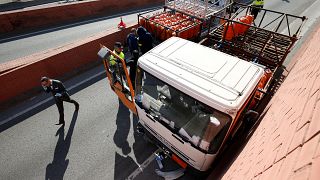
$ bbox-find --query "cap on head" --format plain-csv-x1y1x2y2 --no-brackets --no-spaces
114,42,122,48
41,76,49,82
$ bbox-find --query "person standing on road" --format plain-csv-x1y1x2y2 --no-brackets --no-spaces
41,77,79,126
137,26,153,55
127,28,139,55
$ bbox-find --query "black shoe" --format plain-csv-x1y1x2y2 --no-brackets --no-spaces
55,122,65,126
75,102,79,111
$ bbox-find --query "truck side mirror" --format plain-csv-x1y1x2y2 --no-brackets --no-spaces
97,46,111,59
244,110,259,127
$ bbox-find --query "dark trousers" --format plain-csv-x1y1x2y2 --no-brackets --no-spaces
55,95,78,124
251,5,263,20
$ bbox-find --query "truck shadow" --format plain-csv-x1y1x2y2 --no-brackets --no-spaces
45,110,78,180
206,66,287,179
207,106,271,179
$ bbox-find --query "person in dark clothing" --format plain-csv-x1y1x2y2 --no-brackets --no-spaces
127,28,139,55
126,50,140,88
41,77,79,125
136,26,153,55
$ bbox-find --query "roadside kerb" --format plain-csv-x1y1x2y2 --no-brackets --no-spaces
0,0,162,34
0,24,137,104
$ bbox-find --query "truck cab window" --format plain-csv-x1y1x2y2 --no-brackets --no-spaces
135,68,232,153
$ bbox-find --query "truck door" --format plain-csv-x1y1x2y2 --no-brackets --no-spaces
98,46,137,114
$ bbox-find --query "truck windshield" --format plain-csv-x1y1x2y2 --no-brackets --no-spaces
135,67,232,154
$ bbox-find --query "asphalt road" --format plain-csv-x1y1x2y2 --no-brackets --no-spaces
0,65,159,179
0,6,161,64
1,0,320,179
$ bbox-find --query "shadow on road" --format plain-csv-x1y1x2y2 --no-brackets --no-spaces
114,152,139,180
113,99,158,179
45,110,78,180
0,65,105,133
113,98,132,155
207,105,271,179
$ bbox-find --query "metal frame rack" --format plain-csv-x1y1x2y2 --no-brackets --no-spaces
206,2,307,70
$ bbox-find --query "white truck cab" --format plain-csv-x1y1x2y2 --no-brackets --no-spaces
99,37,265,172
99,37,264,171
134,37,264,171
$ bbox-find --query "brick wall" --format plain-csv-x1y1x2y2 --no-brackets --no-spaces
220,25,320,180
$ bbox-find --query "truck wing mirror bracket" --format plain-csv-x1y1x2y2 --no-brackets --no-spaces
98,46,111,59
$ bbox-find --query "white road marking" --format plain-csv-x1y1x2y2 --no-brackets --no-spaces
126,149,161,180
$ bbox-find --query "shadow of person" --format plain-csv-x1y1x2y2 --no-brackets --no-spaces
114,152,139,180
45,110,78,180
132,115,158,164
113,99,131,155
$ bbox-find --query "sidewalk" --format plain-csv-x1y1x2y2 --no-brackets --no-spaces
215,23,320,179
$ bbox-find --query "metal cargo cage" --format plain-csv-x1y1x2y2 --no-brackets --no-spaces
138,9,203,41
205,2,307,70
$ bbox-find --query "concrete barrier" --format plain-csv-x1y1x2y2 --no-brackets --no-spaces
0,0,162,34
0,24,137,104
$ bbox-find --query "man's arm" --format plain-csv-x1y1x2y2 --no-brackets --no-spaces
56,80,67,94
42,85,50,93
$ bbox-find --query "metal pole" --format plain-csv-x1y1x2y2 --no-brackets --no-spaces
205,0,208,18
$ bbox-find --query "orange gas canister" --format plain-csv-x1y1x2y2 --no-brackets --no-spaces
222,22,237,41
139,18,146,27
249,68,272,109
246,14,254,24
237,16,250,35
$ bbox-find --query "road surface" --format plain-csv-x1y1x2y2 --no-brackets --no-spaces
1,0,320,179
0,6,161,64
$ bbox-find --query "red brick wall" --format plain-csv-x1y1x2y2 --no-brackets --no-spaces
218,25,320,180
0,25,137,103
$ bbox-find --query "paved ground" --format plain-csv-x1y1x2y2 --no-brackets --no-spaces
0,65,160,179
1,0,320,179
210,20,320,180
0,6,161,64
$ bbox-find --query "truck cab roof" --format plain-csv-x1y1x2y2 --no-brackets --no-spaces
138,37,264,115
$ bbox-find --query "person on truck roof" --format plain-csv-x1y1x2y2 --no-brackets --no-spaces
136,26,153,55
251,0,264,19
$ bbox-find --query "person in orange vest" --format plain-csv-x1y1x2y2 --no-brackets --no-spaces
251,0,264,19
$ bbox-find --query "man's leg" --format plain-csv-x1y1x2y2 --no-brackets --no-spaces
62,95,79,111
55,99,65,125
